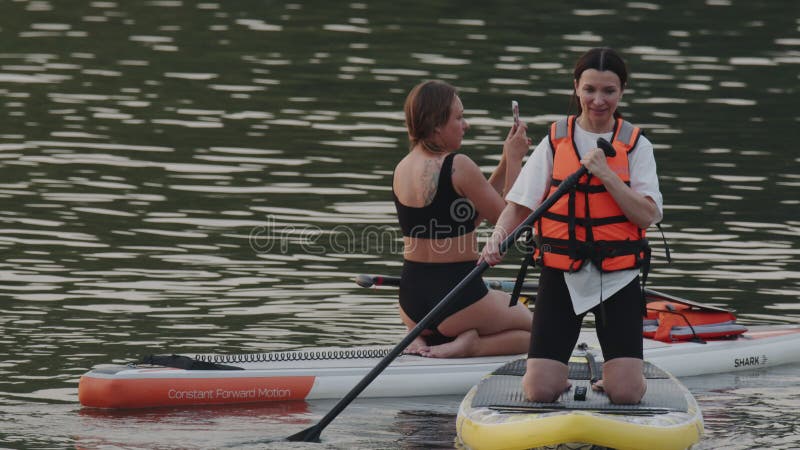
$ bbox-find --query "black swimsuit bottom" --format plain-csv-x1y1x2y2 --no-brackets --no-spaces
399,259,488,341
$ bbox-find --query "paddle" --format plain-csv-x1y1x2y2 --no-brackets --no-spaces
354,273,538,293
286,138,615,443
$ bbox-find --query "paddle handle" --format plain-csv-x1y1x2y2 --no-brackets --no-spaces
597,137,616,157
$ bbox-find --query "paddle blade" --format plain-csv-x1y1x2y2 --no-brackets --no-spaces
354,274,375,288
286,425,321,443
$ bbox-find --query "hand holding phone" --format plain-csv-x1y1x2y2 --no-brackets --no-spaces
511,100,519,126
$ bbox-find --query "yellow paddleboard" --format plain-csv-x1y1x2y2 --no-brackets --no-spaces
456,355,703,450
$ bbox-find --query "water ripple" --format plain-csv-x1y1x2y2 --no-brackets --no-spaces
0,2,798,448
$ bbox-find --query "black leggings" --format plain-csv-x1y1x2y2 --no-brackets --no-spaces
528,267,644,363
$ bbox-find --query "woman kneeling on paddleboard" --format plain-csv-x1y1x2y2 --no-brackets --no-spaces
393,80,532,358
480,47,664,404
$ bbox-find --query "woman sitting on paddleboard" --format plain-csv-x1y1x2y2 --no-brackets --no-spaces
480,47,664,404
393,80,532,358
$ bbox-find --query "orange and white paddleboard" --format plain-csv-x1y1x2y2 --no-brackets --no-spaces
79,324,800,409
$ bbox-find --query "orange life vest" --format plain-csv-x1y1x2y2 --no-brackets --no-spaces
644,300,747,342
534,115,650,272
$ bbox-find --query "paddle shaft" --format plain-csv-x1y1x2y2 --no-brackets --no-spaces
287,164,591,442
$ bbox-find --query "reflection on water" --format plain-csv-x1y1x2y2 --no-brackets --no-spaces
685,362,800,450
0,0,798,448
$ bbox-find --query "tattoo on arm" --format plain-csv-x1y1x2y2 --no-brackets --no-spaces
422,159,440,205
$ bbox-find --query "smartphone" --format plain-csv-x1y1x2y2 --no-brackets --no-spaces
511,100,519,126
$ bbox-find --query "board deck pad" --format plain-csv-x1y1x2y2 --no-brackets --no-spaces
489,357,669,379
473,358,688,414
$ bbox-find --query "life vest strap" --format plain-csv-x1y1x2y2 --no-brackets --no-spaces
655,222,672,264
616,119,637,146
551,179,631,193
542,211,631,227
540,237,650,269
508,225,537,307
553,117,569,140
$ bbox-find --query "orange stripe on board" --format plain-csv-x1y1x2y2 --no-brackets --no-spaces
79,375,316,409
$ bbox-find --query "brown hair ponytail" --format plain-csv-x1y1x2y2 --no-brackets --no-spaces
403,80,457,152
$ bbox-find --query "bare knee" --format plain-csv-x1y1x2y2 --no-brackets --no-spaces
522,359,569,403
605,379,645,404
509,302,533,329
602,358,646,404
522,380,563,402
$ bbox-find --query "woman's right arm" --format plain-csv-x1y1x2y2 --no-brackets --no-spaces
478,201,531,266
479,135,552,266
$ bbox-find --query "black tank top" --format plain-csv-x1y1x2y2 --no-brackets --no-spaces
393,153,478,239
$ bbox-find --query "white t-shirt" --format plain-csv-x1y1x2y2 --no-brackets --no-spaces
506,122,663,315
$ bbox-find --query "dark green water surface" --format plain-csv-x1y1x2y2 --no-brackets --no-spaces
0,1,798,448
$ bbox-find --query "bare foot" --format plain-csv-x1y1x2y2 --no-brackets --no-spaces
403,335,429,355
419,329,478,358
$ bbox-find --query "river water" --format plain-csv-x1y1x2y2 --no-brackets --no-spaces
0,1,798,449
